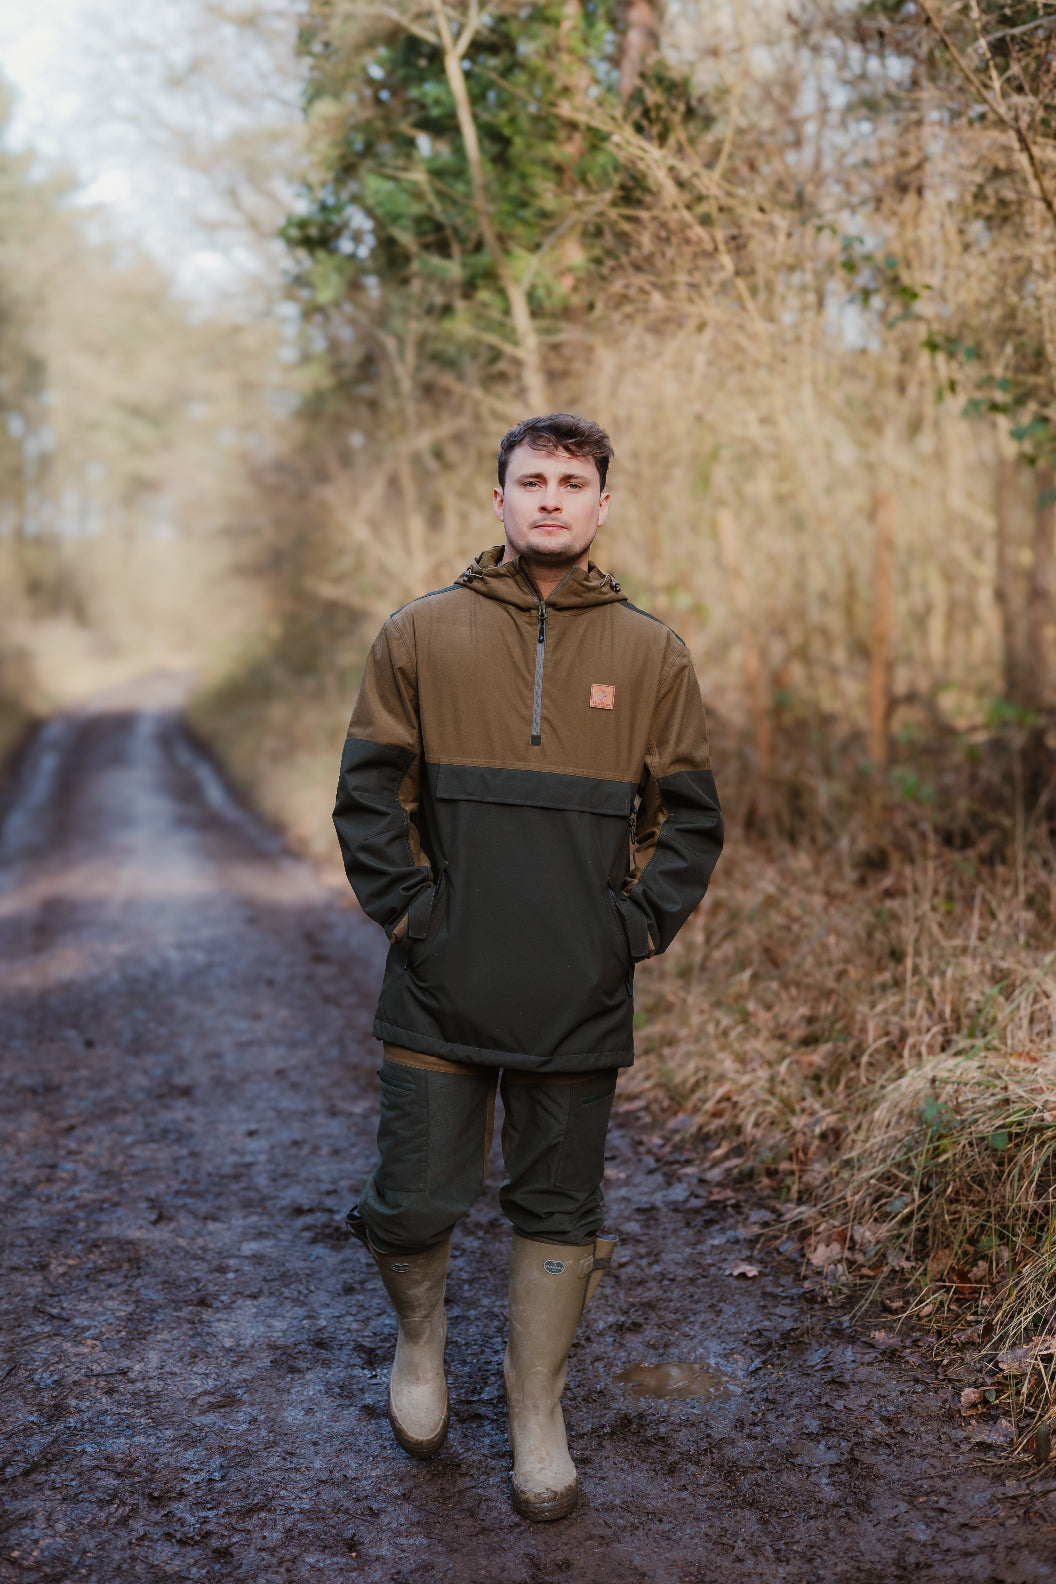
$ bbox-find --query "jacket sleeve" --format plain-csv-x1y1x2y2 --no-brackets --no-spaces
616,640,724,959
333,613,435,942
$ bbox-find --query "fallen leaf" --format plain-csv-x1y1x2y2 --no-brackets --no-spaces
703,1157,744,1183
728,1262,759,1279
851,1221,889,1247
996,1346,1035,1376
965,1417,1015,1446
960,1387,986,1415
806,1239,844,1269
927,1247,954,1278
969,1260,989,1283
869,1330,904,1350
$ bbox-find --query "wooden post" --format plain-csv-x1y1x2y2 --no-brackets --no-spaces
868,489,896,766
715,506,772,779
1027,464,1054,711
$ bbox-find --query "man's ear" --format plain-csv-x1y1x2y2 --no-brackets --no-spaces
493,487,505,522
597,490,611,526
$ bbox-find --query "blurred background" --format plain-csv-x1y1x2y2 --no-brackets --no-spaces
1,0,1055,1356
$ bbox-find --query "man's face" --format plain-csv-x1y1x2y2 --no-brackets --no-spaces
493,443,609,568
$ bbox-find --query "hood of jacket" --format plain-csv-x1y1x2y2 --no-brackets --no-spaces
458,544,628,611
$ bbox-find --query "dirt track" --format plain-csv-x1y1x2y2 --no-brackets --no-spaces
0,683,1054,1583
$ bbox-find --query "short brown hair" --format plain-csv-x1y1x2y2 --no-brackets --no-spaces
497,413,614,491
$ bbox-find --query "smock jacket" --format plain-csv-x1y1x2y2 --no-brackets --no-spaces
334,545,724,1072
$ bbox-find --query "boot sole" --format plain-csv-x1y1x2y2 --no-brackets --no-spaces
511,1477,579,1522
388,1394,449,1459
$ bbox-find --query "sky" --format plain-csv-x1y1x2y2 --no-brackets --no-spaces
0,0,142,201
0,0,302,298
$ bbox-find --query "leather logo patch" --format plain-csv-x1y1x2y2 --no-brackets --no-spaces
389,1263,412,1274
543,1259,566,1274
589,683,615,710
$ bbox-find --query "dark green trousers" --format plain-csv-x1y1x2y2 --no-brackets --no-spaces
357,1047,618,1253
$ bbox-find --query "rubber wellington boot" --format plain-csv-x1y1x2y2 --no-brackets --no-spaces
504,1233,616,1522
369,1238,451,1458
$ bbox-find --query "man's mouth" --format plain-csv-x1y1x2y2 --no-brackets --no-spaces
532,521,566,530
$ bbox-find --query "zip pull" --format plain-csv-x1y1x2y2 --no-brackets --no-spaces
537,605,546,643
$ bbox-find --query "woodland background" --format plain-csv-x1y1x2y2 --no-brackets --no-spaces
2,0,1056,1446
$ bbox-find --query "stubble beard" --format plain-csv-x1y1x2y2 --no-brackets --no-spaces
520,526,594,573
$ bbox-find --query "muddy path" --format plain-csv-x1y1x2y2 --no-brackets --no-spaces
0,684,1053,1584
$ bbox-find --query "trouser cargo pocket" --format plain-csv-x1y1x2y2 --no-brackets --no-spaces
373,1061,429,1192
359,1054,495,1250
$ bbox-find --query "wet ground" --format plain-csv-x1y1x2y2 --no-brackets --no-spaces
1,684,1054,1583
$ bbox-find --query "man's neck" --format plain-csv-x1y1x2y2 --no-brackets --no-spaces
501,547,588,602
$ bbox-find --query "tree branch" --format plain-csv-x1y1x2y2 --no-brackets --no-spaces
919,0,1056,239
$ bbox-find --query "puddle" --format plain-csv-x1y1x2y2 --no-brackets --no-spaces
615,1361,742,1400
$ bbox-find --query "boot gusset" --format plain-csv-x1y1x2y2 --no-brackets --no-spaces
584,1233,618,1306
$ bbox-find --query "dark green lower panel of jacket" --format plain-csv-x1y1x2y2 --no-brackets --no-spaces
373,770,638,1069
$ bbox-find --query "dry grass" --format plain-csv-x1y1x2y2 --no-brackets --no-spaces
827,1049,1056,1461
629,809,1053,1157
623,789,1056,1450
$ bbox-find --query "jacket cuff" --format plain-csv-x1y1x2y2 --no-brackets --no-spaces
617,894,655,962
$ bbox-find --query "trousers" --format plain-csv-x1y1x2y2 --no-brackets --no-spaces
356,1045,619,1253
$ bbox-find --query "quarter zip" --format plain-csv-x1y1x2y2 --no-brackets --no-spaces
531,601,546,747
526,569,574,748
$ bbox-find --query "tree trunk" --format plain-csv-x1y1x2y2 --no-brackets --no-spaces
431,0,548,413
868,489,896,766
716,506,772,791
995,451,1029,705
619,0,660,99
556,0,588,306
1024,464,1055,813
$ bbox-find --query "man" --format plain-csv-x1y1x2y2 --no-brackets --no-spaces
334,412,723,1521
